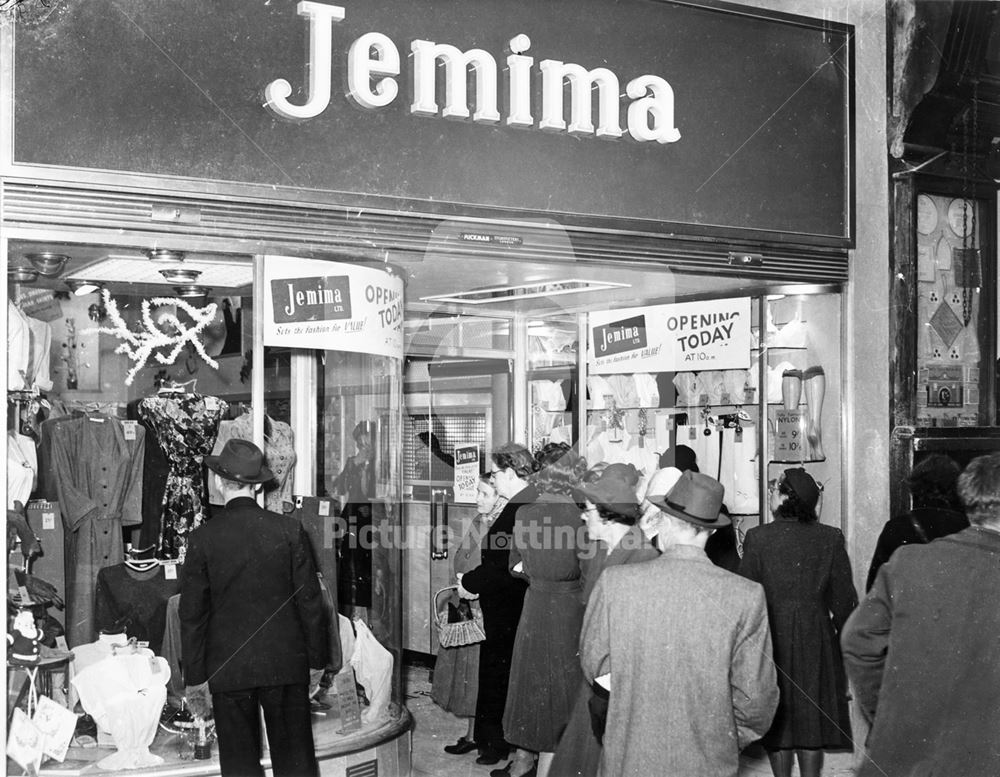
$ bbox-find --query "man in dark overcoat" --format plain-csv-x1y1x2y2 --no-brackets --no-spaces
842,452,1000,777
581,471,778,776
180,438,327,777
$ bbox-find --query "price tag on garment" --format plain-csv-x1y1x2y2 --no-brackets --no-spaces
205,396,219,411
42,512,55,530
163,562,178,580
55,636,68,652
18,585,31,603
318,500,331,517
149,657,161,674
122,421,138,441
698,393,710,406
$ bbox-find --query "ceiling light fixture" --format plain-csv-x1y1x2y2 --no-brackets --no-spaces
26,252,70,276
173,285,211,299
145,249,186,263
66,280,105,296
159,268,202,284
8,267,39,284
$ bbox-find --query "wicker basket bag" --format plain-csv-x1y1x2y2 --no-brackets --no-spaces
434,585,486,648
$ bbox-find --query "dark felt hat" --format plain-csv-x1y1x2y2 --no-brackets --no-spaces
573,469,641,520
601,463,642,487
205,439,273,484
647,471,730,528
782,467,820,511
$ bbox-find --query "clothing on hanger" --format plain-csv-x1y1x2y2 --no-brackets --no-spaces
137,393,227,560
94,562,182,654
51,415,145,648
7,430,38,508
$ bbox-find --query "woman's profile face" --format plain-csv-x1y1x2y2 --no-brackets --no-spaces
768,478,785,514
476,480,499,514
582,499,605,540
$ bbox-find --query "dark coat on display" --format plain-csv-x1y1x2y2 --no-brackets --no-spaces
864,506,968,591
460,485,537,757
843,527,1000,777
739,519,857,751
180,496,327,691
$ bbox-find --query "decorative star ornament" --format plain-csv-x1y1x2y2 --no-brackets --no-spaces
85,289,220,385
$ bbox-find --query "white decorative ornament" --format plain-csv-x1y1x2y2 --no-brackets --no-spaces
84,290,220,386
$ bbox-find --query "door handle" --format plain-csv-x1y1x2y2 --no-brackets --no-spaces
431,490,448,560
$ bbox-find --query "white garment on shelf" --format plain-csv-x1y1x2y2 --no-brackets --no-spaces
719,426,759,515
699,371,726,405
771,312,808,348
68,633,151,711
634,373,659,408
672,373,700,406
350,619,393,723
339,614,356,666
71,653,169,771
27,316,53,392
7,432,37,508
606,375,640,408
549,425,573,446
8,301,31,391
586,376,614,409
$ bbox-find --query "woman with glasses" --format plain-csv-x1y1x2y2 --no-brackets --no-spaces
739,468,858,777
459,443,539,767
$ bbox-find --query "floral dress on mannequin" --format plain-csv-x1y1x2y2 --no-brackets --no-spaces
137,393,227,560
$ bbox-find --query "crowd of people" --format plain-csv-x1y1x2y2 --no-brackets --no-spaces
179,435,999,777
431,442,1000,777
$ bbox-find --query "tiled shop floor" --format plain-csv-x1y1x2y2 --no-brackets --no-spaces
404,663,860,777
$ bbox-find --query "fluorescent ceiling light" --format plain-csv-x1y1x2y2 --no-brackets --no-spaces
421,279,630,306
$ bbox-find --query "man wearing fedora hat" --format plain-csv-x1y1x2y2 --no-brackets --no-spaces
180,439,328,777
580,471,778,776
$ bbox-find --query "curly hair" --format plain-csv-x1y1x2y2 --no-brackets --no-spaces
774,477,818,523
908,454,962,510
491,442,537,479
957,453,1000,526
532,442,588,496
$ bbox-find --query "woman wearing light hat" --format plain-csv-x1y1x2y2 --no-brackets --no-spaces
738,468,858,777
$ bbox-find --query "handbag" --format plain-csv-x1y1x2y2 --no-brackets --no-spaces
434,586,486,648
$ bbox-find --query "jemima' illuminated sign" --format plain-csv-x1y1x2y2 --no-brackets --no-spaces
264,1,681,144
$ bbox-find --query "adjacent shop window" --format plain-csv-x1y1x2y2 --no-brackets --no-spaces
914,193,985,426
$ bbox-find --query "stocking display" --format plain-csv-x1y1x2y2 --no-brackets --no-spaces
803,366,826,461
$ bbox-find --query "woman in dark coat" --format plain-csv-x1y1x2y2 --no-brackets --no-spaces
459,443,538,766
549,465,660,777
739,467,858,777
501,443,588,777
865,453,967,591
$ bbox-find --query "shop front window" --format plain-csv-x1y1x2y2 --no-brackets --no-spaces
5,244,407,769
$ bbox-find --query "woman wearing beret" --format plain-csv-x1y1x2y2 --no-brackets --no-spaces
739,468,858,777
